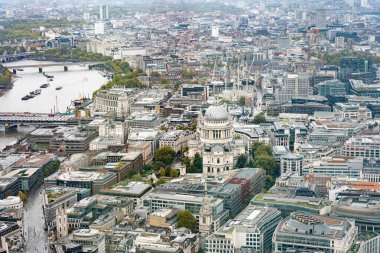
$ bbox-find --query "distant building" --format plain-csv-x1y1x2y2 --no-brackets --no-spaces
99,5,108,21
94,21,105,35
316,9,327,28
211,26,219,37
316,79,346,97
273,212,357,253
340,57,376,83
276,74,310,102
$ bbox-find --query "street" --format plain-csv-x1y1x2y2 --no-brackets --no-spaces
24,186,48,253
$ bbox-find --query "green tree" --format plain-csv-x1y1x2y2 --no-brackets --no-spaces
236,154,248,168
154,146,176,165
265,176,275,190
18,191,28,201
245,159,254,168
238,96,246,107
131,173,143,182
192,153,203,173
155,178,167,187
253,113,266,124
150,71,160,77
160,78,169,84
169,168,179,177
183,156,191,170
158,168,166,177
254,154,276,176
177,210,197,232
251,142,272,159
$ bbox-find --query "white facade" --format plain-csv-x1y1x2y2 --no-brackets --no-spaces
94,22,105,35
94,89,130,117
56,207,68,240
211,26,219,38
280,153,304,176
0,196,23,209
72,229,105,253
276,74,310,102
191,106,245,178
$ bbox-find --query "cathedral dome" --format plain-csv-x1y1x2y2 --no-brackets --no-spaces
204,105,228,121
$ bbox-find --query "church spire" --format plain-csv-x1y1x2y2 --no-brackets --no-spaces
199,179,212,236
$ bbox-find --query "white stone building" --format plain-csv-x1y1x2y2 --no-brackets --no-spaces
189,105,245,178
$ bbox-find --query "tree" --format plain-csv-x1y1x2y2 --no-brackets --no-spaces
238,96,246,107
265,176,275,190
236,154,248,168
192,153,203,173
177,210,197,232
155,178,167,187
154,146,176,165
251,142,271,159
158,168,166,177
253,113,266,124
254,154,276,176
160,78,169,84
18,191,28,201
150,71,160,77
131,173,143,182
245,159,254,168
169,168,179,177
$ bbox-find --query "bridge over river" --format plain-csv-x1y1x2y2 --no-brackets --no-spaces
6,62,102,74
0,112,72,129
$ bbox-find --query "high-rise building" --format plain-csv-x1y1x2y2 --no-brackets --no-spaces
340,57,377,83
316,9,327,28
99,5,108,21
276,74,310,102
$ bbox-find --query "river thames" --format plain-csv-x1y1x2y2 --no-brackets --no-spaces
0,60,108,150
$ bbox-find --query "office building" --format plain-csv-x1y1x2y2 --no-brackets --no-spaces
303,156,363,178
276,74,310,102
280,153,304,176
93,88,133,117
316,79,346,97
342,136,380,160
205,205,282,253
159,130,196,153
54,229,106,253
332,196,380,233
55,171,117,195
273,212,357,253
125,110,161,129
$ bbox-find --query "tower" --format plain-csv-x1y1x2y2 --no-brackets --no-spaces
357,102,368,123
199,180,212,236
56,206,68,240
